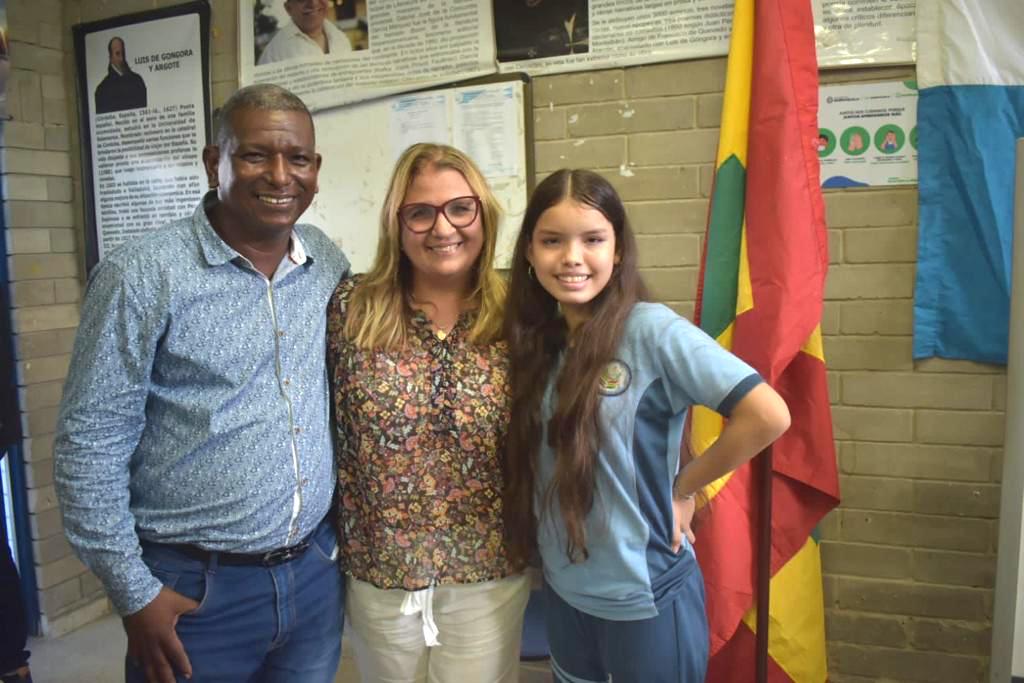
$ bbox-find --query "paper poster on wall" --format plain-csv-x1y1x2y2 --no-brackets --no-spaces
239,0,498,111
814,0,915,67
73,2,212,271
817,80,917,188
493,0,732,76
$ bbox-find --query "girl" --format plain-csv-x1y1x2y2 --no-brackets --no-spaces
503,169,790,682
326,144,528,682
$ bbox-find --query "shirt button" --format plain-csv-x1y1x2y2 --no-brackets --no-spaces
294,426,301,434
278,330,286,337
283,378,291,386
301,477,309,487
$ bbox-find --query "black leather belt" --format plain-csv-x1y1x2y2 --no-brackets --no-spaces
155,538,312,567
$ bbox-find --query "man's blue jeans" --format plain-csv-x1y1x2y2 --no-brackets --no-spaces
125,520,345,683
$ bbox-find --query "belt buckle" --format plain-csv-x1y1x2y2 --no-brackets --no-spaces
262,540,309,566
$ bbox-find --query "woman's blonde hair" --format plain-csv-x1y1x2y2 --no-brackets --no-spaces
344,143,507,350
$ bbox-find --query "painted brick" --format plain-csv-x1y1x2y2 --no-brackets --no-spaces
23,434,55,464
40,73,65,101
699,164,714,197
24,455,53,490
80,571,104,598
6,199,74,227
29,507,62,539
828,229,841,264
23,405,59,438
212,81,236,109
11,43,63,75
818,508,841,540
567,97,695,137
993,374,1006,411
4,174,48,200
839,300,913,335
831,405,914,442
641,267,698,302
212,51,238,83
9,70,43,123
696,93,722,128
667,301,694,321
8,253,78,280
837,475,914,512
26,483,57,513
823,336,913,371
628,129,719,166
636,234,700,268
9,279,55,307
827,371,840,403
600,166,700,201
825,609,908,647
841,510,993,552
14,328,76,360
44,125,70,151
916,410,1005,447
840,442,995,483
626,199,708,234
36,554,86,591
829,642,982,683
17,353,71,384
45,176,73,202
535,136,625,173
3,148,71,177
915,357,1005,374
843,226,918,263
2,121,45,148
48,228,76,253
534,70,625,106
836,577,989,621
821,540,912,579
824,190,917,227
44,597,110,637
822,302,840,335
913,481,1000,518
625,58,725,98
6,228,50,254
532,107,566,140
37,22,63,51
909,618,991,656
20,380,63,411
33,530,72,565
825,264,916,299
54,277,82,304
12,303,80,334
43,97,69,126
841,372,992,410
40,577,82,616
211,0,238,55
913,549,996,588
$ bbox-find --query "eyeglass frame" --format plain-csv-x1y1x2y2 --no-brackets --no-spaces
397,196,482,234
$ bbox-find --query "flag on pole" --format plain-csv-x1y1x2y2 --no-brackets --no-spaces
912,0,1024,364
690,0,840,680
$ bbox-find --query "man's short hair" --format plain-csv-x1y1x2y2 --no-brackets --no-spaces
108,36,124,56
212,84,313,149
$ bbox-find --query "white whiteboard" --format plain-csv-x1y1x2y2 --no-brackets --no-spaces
304,77,531,273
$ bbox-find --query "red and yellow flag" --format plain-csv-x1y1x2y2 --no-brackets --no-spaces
690,0,840,681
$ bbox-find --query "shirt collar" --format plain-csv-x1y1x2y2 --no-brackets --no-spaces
193,191,311,268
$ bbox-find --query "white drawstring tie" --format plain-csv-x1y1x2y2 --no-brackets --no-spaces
400,584,441,647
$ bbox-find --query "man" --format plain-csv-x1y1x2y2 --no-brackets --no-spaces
258,0,352,65
55,83,349,683
94,37,147,114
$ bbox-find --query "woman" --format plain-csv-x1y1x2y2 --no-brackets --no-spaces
502,169,790,682
326,143,528,682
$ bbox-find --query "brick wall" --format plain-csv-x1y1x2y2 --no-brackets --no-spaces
7,3,1004,680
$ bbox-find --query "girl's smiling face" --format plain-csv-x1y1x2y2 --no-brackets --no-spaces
527,198,619,330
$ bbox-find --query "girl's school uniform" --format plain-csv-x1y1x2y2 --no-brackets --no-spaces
536,302,762,682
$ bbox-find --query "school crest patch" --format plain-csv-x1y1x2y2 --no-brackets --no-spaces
598,359,631,396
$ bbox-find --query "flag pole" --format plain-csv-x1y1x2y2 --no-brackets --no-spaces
755,446,773,683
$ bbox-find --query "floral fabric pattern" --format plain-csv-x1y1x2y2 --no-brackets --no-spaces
326,277,515,590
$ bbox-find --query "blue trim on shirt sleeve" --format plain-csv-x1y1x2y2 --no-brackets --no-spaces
716,373,763,416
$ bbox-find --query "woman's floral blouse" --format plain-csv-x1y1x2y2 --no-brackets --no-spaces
325,277,515,590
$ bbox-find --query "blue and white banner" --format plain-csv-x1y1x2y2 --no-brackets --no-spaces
913,0,1024,364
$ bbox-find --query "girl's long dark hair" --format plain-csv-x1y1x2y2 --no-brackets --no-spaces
503,169,648,567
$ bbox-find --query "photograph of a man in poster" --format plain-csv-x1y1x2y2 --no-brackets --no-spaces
254,0,368,66
493,0,589,62
94,36,148,114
